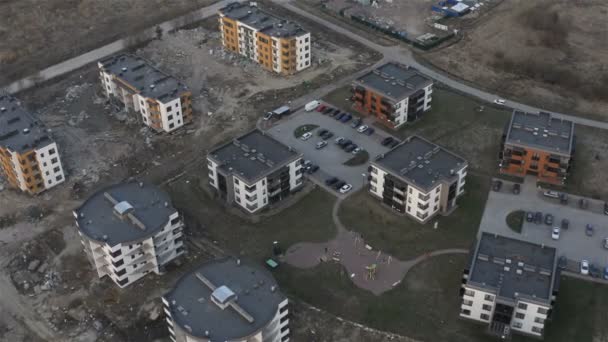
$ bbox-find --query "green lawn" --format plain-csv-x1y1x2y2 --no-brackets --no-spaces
294,124,319,138
338,174,488,260
506,210,524,233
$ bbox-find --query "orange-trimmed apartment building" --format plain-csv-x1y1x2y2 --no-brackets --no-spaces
500,111,575,185
352,62,433,129
0,95,66,195
98,54,193,133
219,2,311,75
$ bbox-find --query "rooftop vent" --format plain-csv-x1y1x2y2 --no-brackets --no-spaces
0,107,5,112
150,84,155,89
23,128,30,134
122,67,127,72
211,285,236,306
113,201,134,216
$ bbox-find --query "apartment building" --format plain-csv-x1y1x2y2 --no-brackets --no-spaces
500,111,575,185
460,233,559,339
207,129,303,213
0,95,65,195
98,53,193,133
352,62,433,129
369,135,467,223
163,257,290,342
219,2,311,75
74,182,185,288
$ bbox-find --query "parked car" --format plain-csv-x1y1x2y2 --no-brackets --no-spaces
325,177,338,186
303,160,312,168
561,218,569,230
352,147,363,154
551,227,560,240
307,165,319,174
339,184,353,194
389,139,400,148
335,137,345,145
579,198,589,209
323,107,334,115
334,180,346,190
301,132,312,141
316,141,328,149
603,238,608,250
345,144,357,153
351,117,362,128
357,125,369,133
381,137,394,146
580,260,590,275
340,114,352,123
544,213,553,226
586,224,594,236
526,212,534,222
590,264,601,278
316,104,326,112
492,180,502,192
329,109,340,117
543,190,560,199
512,183,520,195
339,139,352,147
317,128,328,136
604,267,608,280
364,127,375,136
305,100,320,112
335,113,346,121
534,212,543,225
494,98,506,105
559,193,568,205
558,256,567,270
321,131,334,140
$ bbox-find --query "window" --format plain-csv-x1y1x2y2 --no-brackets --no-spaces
51,157,58,164
464,289,475,297
461,309,471,316
462,299,473,306
515,312,525,320
49,148,56,155
517,303,528,310
114,268,126,277
484,294,494,301
537,307,548,315
53,166,60,173
110,249,122,258
531,327,543,334
480,314,490,320
171,217,180,226
482,304,492,311
168,115,173,120
234,178,240,185
117,277,129,286
169,123,175,129
534,317,545,324
56,175,63,182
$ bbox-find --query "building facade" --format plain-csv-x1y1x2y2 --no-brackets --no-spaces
500,111,574,185
219,2,311,75
74,182,185,288
0,95,65,195
460,233,559,339
369,135,467,223
163,257,290,342
352,62,433,129
98,54,193,133
207,129,303,213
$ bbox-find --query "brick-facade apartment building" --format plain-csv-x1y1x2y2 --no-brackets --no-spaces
74,182,185,288
207,129,303,214
219,2,311,75
352,62,433,129
0,95,65,195
460,233,559,339
163,257,290,342
500,111,575,185
369,135,467,223
98,54,193,133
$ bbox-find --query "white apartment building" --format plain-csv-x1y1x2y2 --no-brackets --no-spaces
0,95,65,195
74,182,185,288
352,62,433,129
460,233,559,339
163,257,290,342
219,2,311,75
98,54,193,133
369,135,467,223
207,129,303,213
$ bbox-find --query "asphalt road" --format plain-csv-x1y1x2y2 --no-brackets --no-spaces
273,0,608,130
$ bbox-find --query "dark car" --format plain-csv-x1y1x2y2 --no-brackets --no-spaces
317,128,328,136
335,113,346,121
589,264,601,278
579,198,589,209
334,181,346,190
351,117,362,128
526,212,534,222
512,183,520,195
340,114,352,123
325,177,338,186
586,224,594,236
389,139,400,148
544,213,553,226
561,218,569,230
329,109,340,117
381,137,394,146
323,107,334,115
534,211,542,224
321,131,334,140
559,193,568,205
345,144,357,153
364,127,375,136
307,165,319,174
492,180,503,192
558,256,567,270
339,139,352,147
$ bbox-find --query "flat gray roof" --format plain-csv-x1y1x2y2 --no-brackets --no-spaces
99,54,189,103
353,62,433,101
220,2,307,38
373,135,467,191
75,182,175,245
505,111,574,156
0,96,55,154
469,233,557,303
208,129,301,184
164,257,285,340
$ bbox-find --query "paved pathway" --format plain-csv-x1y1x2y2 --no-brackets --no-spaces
284,199,468,295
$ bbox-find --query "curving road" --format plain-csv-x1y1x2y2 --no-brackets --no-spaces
272,0,608,130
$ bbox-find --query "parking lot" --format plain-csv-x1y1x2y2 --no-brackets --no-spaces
479,176,608,277
266,103,394,196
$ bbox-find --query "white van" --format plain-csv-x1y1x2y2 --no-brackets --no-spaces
305,100,320,112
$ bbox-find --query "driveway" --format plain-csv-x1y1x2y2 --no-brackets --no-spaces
480,177,608,273
266,106,392,196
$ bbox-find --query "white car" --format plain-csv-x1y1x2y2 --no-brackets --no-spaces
316,141,328,149
301,132,312,141
357,125,369,133
551,227,560,240
352,147,362,154
339,184,353,194
543,190,560,199
580,260,590,275
305,100,320,112
335,137,345,144
493,98,506,105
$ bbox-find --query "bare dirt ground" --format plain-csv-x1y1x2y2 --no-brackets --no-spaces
424,0,608,120
0,0,218,85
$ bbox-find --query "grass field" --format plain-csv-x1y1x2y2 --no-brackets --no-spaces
506,210,524,233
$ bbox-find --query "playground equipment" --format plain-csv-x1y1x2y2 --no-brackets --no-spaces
365,263,377,280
